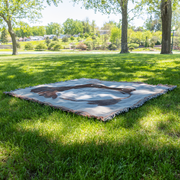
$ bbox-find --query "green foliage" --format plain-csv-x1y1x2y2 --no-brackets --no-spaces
46,22,63,36
53,43,62,51
97,32,100,38
80,33,84,38
45,37,51,46
85,37,92,42
30,26,46,36
77,37,81,41
52,36,59,41
101,21,116,34
71,43,76,49
150,41,155,48
108,44,117,50
101,42,108,50
91,36,96,40
84,33,89,38
24,43,34,50
0,0,57,55
156,40,161,45
1,28,8,44
110,27,121,44
128,43,139,51
63,18,83,35
82,19,91,34
0,53,180,179
35,43,47,51
48,42,56,50
14,21,32,38
16,42,21,49
70,36,75,41
62,36,68,42
84,41,93,50
145,16,162,32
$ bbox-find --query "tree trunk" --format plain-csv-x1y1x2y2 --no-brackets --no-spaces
161,0,172,54
7,20,18,55
120,0,129,53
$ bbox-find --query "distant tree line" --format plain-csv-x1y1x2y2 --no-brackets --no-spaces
0,0,180,55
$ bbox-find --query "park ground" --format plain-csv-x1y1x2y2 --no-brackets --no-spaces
0,53,180,179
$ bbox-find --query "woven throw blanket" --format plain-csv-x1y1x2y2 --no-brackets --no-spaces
4,78,176,121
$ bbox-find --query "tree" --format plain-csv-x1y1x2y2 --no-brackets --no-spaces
141,0,179,54
101,21,116,35
145,15,162,31
45,37,51,46
91,20,96,34
120,0,129,53
63,18,83,35
161,0,172,54
172,4,180,30
72,0,139,53
82,18,91,34
0,0,60,55
110,27,121,44
37,26,46,36
46,22,63,37
1,28,8,44
14,21,32,38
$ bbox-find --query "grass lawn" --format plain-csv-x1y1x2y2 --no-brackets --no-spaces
0,53,180,179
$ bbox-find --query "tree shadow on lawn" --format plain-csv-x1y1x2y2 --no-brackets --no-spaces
0,106,180,179
1,53,180,179
1,53,180,127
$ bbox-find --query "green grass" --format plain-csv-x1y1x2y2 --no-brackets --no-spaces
0,53,180,179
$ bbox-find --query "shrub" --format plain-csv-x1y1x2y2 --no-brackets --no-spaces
85,37,92,42
145,37,149,47
84,41,93,50
76,43,87,50
53,44,62,51
45,37,51,46
155,40,161,45
48,42,56,50
128,43,139,51
101,43,108,50
35,43,47,51
128,43,139,49
80,33,84,38
71,43,76,49
108,44,117,50
145,41,149,47
16,42,21,49
70,36,75,41
52,36,59,41
150,41,155,48
92,40,97,50
97,32,100,38
24,43,33,50
92,36,96,40
77,37,81,42
84,33,89,38
62,36,68,42
151,36,158,44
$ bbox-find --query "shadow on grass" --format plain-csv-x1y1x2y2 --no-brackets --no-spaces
0,111,180,179
0,53,180,179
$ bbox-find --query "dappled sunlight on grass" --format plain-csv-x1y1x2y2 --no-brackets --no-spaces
0,53,180,179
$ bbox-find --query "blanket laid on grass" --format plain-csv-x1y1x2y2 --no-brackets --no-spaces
4,78,176,121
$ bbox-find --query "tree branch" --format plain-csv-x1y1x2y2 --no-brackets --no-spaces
0,13,8,23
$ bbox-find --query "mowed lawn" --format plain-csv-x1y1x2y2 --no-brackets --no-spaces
0,53,180,180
